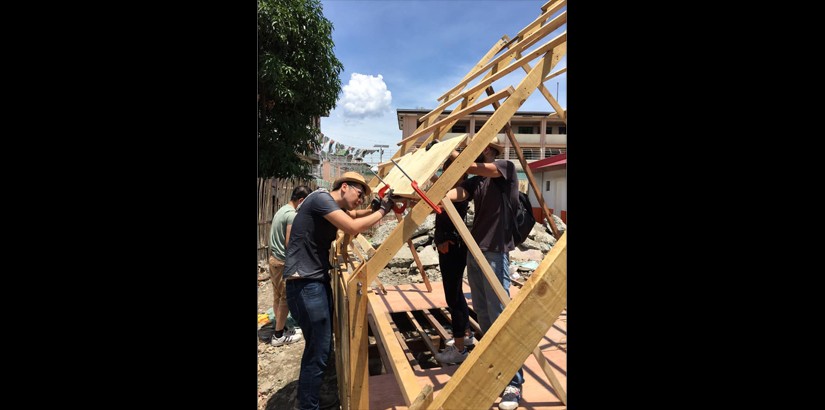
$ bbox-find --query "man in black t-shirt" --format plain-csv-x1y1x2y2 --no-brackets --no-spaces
443,141,524,410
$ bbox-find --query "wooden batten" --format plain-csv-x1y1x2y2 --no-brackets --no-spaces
367,294,424,405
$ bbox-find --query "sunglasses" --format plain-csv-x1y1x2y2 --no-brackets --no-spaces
350,184,365,200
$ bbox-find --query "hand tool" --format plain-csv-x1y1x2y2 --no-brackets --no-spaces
390,159,442,214
371,171,406,214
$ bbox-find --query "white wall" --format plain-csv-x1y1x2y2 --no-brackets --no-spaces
529,168,566,217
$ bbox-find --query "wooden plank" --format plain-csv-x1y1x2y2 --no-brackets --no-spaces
333,271,350,410
347,268,370,409
411,57,516,159
363,43,560,288
517,41,566,119
485,85,560,239
398,86,514,146
353,233,377,258
442,200,509,304
543,66,567,83
367,298,424,403
421,309,451,342
435,11,566,103
405,311,442,366
407,384,434,410
393,213,433,292
428,233,567,410
443,201,567,404
433,30,566,120
367,312,394,376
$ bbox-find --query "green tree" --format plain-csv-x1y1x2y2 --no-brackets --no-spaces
258,0,343,179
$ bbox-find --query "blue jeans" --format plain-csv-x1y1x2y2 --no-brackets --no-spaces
466,250,524,389
286,279,334,410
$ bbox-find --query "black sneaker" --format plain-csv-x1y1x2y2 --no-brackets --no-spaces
498,385,521,410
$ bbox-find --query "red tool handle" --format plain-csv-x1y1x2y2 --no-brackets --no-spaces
377,184,405,214
378,184,390,199
411,181,442,214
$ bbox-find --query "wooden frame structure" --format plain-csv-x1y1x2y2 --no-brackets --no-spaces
332,1,567,408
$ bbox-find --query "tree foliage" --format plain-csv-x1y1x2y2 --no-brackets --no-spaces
258,0,343,179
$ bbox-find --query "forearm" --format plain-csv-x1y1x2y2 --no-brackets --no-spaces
343,209,386,235
351,208,375,218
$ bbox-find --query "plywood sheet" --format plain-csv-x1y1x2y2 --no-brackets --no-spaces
377,135,466,197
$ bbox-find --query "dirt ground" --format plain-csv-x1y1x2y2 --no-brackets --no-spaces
257,266,437,410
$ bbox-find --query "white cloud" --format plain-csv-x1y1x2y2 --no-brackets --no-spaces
339,73,392,119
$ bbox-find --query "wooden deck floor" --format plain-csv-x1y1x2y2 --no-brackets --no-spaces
366,280,567,410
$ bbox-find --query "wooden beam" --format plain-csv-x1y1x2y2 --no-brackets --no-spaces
516,0,567,45
443,201,566,403
426,31,567,125
348,236,386,293
439,37,509,102
428,233,567,409
406,311,442,365
435,11,566,103
519,46,567,123
366,313,393,376
485,85,560,239
408,384,434,410
367,294,422,405
393,212,432,292
421,308,451,342
347,267,370,408
543,66,567,83
442,200,509,304
398,86,514,146
366,49,555,288
333,271,350,410
412,57,516,158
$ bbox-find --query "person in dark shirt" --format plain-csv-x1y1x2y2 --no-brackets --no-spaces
433,158,473,364
283,172,394,410
443,141,524,410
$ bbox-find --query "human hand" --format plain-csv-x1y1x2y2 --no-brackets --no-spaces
437,240,454,254
370,197,382,212
379,190,395,214
425,139,439,151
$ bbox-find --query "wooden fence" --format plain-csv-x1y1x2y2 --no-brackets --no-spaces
257,177,331,264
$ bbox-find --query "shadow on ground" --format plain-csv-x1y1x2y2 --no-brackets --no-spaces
266,364,340,410
266,380,298,410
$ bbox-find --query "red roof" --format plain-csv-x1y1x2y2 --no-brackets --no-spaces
528,153,566,171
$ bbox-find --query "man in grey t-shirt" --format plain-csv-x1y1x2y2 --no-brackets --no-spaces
283,172,395,410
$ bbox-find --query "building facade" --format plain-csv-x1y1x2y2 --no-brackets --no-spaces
397,108,567,222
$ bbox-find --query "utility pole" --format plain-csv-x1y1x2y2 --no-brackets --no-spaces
374,144,389,164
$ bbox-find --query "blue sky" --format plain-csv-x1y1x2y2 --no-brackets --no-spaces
319,0,567,165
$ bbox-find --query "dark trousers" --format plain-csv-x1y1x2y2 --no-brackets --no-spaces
286,279,334,410
438,242,470,340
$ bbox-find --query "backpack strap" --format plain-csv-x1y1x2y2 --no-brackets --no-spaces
495,177,517,244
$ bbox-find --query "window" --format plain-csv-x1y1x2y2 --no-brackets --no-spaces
475,124,483,132
451,125,467,133
517,126,533,134
546,126,554,134
559,126,567,134
546,181,551,191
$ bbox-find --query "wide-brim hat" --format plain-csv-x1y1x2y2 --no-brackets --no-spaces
468,135,505,156
488,140,505,156
333,171,372,196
